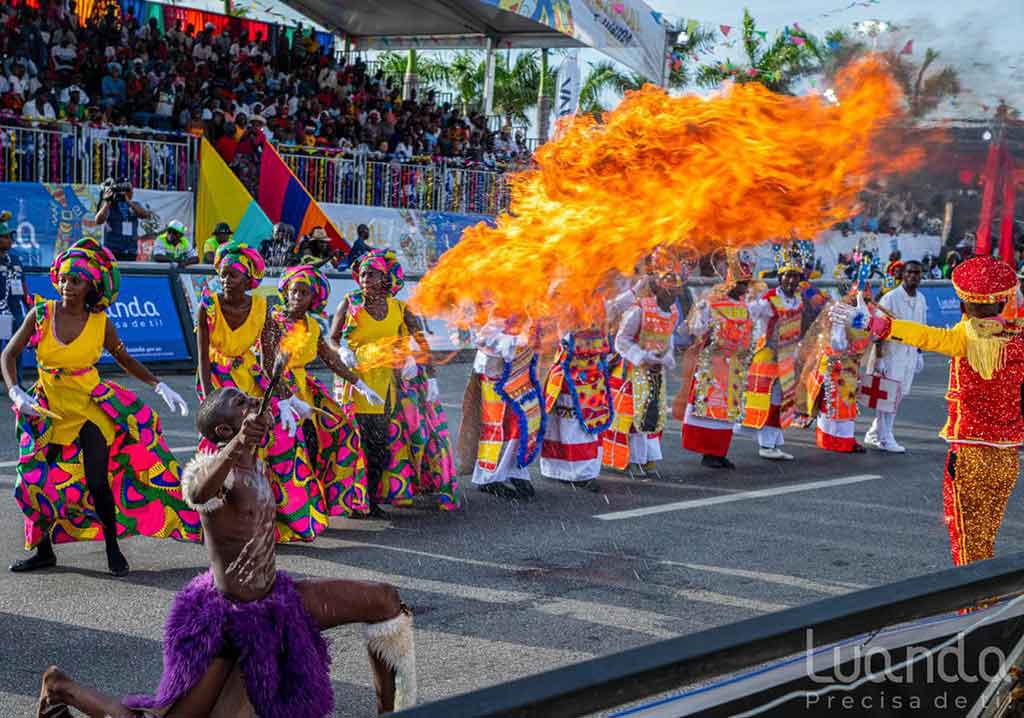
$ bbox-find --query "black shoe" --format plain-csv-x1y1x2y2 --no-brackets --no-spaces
574,479,602,493
510,478,535,498
850,443,867,454
10,550,56,573
701,455,736,470
479,481,520,499
366,505,391,519
106,545,129,577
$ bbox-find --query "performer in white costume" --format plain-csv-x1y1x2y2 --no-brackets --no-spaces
864,260,927,453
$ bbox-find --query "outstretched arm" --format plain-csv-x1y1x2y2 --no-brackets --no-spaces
317,336,360,384
883,318,967,357
197,304,213,398
327,296,349,348
403,304,434,378
1,312,34,390
104,319,159,386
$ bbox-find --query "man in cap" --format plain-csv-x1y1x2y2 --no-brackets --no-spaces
203,222,233,264
835,255,1024,566
153,219,197,266
0,221,25,386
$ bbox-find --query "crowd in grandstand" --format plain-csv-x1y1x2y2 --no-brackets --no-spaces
0,0,532,167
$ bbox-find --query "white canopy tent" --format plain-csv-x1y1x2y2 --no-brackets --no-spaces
277,0,672,109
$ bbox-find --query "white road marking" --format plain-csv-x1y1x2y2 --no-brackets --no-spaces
593,474,884,521
565,548,867,594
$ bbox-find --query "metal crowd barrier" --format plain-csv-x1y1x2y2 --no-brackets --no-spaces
391,553,1024,718
279,150,515,214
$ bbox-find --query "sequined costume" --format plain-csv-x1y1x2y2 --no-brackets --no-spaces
868,256,1024,565
739,287,804,449
14,300,202,549
540,330,613,482
200,243,324,543
681,296,754,460
804,310,872,452
602,295,678,470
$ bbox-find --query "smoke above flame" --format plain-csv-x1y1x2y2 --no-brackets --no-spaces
410,56,925,338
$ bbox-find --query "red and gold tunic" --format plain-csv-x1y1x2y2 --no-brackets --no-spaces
543,329,613,433
689,298,754,422
806,325,872,422
886,317,1024,446
742,288,804,429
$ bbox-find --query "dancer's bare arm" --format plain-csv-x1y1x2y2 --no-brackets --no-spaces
326,296,350,348
317,337,360,384
1,312,34,390
403,305,433,377
188,411,270,505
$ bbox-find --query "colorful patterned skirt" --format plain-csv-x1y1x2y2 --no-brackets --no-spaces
14,382,202,550
300,375,370,517
397,370,460,510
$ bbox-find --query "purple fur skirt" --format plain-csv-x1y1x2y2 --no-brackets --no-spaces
122,570,333,718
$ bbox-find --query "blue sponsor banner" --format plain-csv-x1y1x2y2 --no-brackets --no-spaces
23,272,191,366
920,285,962,328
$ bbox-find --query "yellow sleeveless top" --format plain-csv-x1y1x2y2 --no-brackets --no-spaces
35,301,116,445
285,315,321,406
345,297,406,415
208,294,267,397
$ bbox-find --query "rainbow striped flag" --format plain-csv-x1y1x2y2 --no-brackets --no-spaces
196,137,273,247
257,136,351,253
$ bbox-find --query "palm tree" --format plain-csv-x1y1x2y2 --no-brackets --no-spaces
666,24,719,87
578,61,645,115
884,47,961,119
696,9,823,94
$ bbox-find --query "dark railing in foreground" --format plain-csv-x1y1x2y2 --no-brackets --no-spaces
392,553,1024,718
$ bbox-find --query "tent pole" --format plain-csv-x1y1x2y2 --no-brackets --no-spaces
483,37,496,116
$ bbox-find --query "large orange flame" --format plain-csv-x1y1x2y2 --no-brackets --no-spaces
279,319,309,359
411,57,925,339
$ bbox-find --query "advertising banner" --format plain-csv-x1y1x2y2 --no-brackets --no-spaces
0,182,194,267
320,203,493,276
920,285,962,328
23,271,192,366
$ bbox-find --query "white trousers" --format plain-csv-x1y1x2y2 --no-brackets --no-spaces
866,411,896,445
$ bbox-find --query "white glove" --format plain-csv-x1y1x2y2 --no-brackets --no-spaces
290,396,313,421
154,382,189,417
337,346,357,368
401,355,418,380
915,352,925,374
8,385,38,417
827,301,856,326
494,333,518,361
426,377,439,402
354,380,384,406
276,398,300,436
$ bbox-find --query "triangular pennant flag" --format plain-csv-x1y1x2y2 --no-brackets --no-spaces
755,30,767,41
686,19,699,35
720,24,731,36
792,35,806,45
900,39,913,55
650,10,662,24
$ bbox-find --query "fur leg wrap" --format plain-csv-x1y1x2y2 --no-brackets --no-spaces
365,606,417,709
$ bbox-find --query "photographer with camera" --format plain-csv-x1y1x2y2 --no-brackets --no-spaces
94,178,152,262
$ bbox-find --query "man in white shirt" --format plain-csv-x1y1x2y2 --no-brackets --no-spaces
22,89,56,121
864,260,927,452
51,38,77,72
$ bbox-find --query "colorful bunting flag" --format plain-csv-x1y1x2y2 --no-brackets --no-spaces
686,19,699,35
900,39,913,55
612,3,625,14
720,24,731,36
755,30,767,41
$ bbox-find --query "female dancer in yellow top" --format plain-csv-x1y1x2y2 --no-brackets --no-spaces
195,242,324,541
2,238,195,576
329,249,459,517
270,264,384,517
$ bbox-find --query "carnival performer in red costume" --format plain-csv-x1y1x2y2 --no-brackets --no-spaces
739,243,807,461
834,255,1024,565
680,250,757,469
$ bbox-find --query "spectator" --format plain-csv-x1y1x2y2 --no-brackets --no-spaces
22,88,56,121
202,222,233,264
259,222,296,267
51,36,78,74
0,220,27,387
342,223,373,269
100,62,126,108
215,122,238,163
94,180,152,261
59,87,86,121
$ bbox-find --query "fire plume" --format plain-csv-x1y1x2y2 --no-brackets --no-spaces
411,57,925,337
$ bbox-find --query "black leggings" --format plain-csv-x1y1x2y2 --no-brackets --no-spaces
44,421,116,544
302,419,320,465
357,413,390,507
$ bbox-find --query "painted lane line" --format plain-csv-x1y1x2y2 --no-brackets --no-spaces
565,548,867,595
593,474,884,521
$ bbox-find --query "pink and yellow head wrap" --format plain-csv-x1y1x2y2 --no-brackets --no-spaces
352,248,404,296
50,237,120,312
214,241,266,289
278,264,330,315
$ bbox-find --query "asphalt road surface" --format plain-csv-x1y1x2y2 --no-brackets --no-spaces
0,357,1019,717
